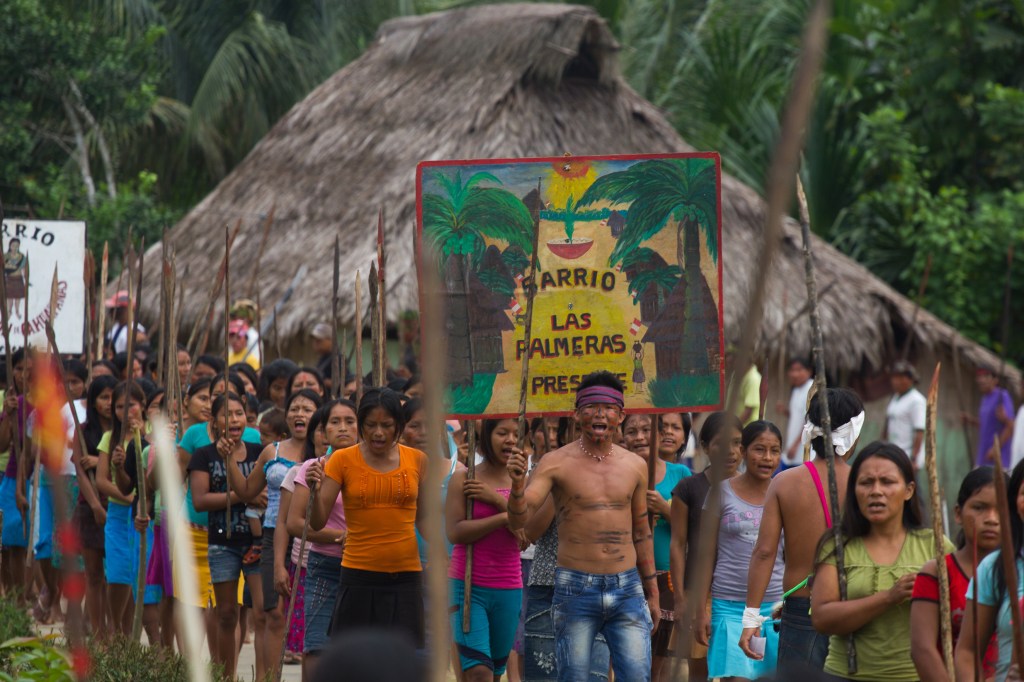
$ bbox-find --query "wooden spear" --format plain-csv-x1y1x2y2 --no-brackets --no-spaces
94,243,109,367
950,334,976,470
83,248,94,379
188,219,241,358
156,235,168,385
377,208,387,382
797,175,854,673
24,255,38,571
648,414,660,530
992,437,1024,670
332,238,341,399
355,271,364,404
223,226,232,539
515,177,543,451
370,262,382,387
924,364,954,678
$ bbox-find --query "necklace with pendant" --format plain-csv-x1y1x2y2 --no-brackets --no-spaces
579,437,611,462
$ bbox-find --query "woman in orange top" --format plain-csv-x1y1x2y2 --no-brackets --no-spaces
306,387,428,645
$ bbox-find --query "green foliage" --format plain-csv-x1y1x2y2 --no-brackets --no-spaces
0,637,74,682
0,593,34,669
577,158,718,268
627,266,681,304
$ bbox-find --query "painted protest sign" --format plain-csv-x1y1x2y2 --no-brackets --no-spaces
0,220,86,354
417,153,724,418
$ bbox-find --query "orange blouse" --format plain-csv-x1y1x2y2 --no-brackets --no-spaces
323,443,426,573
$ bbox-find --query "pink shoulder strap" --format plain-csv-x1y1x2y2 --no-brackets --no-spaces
804,461,832,528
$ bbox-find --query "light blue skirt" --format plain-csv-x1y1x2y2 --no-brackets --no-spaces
707,597,779,679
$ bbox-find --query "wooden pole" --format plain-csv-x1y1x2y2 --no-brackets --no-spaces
377,208,388,382
94,243,109,368
188,219,241,358
355,271,363,403
797,174,854,672
462,421,476,633
130,426,148,641
648,414,660,529
83,248,94,382
279,483,315,681
992,437,1024,670
515,177,543,451
223,226,232,539
23,255,36,571
156,236,168,386
370,263,382,388
332,238,341,399
417,233,451,681
924,364,954,678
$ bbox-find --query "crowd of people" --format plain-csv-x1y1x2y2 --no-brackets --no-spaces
0,290,1021,682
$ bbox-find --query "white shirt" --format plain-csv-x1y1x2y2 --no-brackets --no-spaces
783,378,814,465
1011,406,1024,469
886,388,927,468
107,322,146,355
25,401,85,476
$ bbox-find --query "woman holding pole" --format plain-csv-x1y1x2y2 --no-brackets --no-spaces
812,441,952,681
223,388,322,675
913,466,1000,679
446,418,524,682
956,460,1024,682
305,387,428,645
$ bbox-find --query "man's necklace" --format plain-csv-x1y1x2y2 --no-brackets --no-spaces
578,437,611,462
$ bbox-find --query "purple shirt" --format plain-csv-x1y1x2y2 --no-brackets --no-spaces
978,387,1014,467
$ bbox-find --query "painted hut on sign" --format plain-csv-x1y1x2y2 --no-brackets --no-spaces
140,2,1016,491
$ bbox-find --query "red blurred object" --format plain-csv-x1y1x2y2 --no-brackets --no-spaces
57,522,81,559
71,646,92,680
35,357,68,474
63,572,86,601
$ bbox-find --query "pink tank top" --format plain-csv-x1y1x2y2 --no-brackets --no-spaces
448,489,523,589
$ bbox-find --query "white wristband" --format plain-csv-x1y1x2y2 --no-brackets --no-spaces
741,606,766,630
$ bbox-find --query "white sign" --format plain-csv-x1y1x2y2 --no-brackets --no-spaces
0,220,86,354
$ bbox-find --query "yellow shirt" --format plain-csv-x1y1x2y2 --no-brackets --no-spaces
227,348,260,371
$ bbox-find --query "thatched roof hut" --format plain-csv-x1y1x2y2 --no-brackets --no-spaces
140,2,1019,405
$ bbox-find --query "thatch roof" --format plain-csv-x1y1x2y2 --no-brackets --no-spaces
140,2,1019,390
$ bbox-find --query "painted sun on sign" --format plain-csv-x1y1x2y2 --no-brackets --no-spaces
417,153,724,419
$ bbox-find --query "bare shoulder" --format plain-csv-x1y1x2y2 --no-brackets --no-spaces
918,557,938,577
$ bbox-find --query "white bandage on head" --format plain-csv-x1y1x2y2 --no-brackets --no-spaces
741,606,767,630
801,411,865,457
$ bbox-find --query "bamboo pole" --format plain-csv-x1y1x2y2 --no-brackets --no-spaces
797,175,854,673
418,235,451,681
992,437,1024,670
924,364,954,678
223,226,232,539
95,242,109,365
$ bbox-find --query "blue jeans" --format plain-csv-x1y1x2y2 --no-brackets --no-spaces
525,585,608,681
778,596,829,676
552,568,651,682
304,550,340,654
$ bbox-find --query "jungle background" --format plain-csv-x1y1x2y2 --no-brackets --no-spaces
2,0,1023,363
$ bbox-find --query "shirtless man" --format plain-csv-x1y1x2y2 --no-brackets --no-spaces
737,387,865,676
507,370,659,682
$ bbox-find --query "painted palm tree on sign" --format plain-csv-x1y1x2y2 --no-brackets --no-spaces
422,170,534,387
578,157,719,380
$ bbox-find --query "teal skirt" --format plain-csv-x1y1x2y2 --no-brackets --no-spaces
707,597,779,679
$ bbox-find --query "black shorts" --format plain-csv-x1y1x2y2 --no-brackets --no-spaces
332,567,424,647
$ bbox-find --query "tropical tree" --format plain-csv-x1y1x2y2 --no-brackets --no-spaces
422,170,534,386
578,157,718,375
